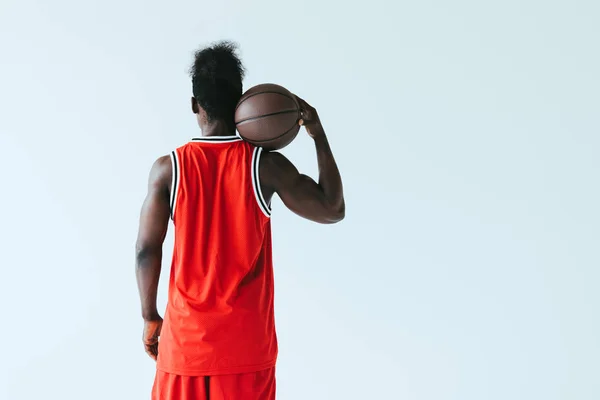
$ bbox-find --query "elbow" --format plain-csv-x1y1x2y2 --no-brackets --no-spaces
135,242,146,262
333,202,346,222
135,242,161,267
324,202,345,224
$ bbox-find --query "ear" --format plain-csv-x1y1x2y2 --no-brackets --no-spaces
191,97,199,114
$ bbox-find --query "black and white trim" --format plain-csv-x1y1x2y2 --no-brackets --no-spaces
169,150,181,220
191,136,242,143
251,147,271,218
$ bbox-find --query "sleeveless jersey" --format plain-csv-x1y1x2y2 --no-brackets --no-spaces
156,135,277,376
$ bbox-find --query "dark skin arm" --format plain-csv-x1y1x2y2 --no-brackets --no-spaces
260,96,345,224
135,155,171,360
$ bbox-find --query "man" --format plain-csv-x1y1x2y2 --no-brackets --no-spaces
135,41,345,400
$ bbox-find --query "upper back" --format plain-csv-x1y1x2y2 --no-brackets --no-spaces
169,135,272,285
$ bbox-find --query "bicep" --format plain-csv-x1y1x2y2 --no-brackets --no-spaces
261,152,333,224
279,174,332,221
136,157,171,252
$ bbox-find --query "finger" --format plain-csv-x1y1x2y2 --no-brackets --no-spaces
293,94,304,105
147,342,159,358
300,98,315,112
296,99,315,121
299,108,313,123
299,116,315,126
145,344,157,360
294,94,311,110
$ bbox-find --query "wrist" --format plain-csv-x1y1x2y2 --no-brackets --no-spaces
142,309,161,321
308,124,326,139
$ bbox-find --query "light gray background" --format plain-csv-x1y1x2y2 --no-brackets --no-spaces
1,0,598,399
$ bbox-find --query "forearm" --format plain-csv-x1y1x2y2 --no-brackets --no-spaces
312,129,345,212
135,248,162,320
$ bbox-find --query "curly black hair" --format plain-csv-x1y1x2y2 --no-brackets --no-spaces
189,41,245,123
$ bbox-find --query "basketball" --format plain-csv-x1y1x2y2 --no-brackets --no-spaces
235,84,301,150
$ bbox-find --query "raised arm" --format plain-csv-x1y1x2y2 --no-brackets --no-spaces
260,97,345,224
135,155,171,360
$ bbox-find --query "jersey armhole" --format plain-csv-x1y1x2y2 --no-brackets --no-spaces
251,147,272,218
169,150,181,220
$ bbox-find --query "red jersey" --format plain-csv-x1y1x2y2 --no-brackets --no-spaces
156,135,277,376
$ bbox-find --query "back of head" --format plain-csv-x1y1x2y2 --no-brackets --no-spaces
190,41,245,125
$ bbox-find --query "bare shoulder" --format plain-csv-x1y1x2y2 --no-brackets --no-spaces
260,150,287,168
258,151,297,202
260,151,297,183
148,155,172,191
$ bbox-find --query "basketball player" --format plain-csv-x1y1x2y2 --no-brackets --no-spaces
135,41,345,400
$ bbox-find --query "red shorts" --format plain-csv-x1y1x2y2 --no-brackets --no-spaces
152,367,276,400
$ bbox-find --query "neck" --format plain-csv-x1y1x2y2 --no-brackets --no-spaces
201,119,236,137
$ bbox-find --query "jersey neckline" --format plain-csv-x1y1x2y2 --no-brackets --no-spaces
191,136,242,143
